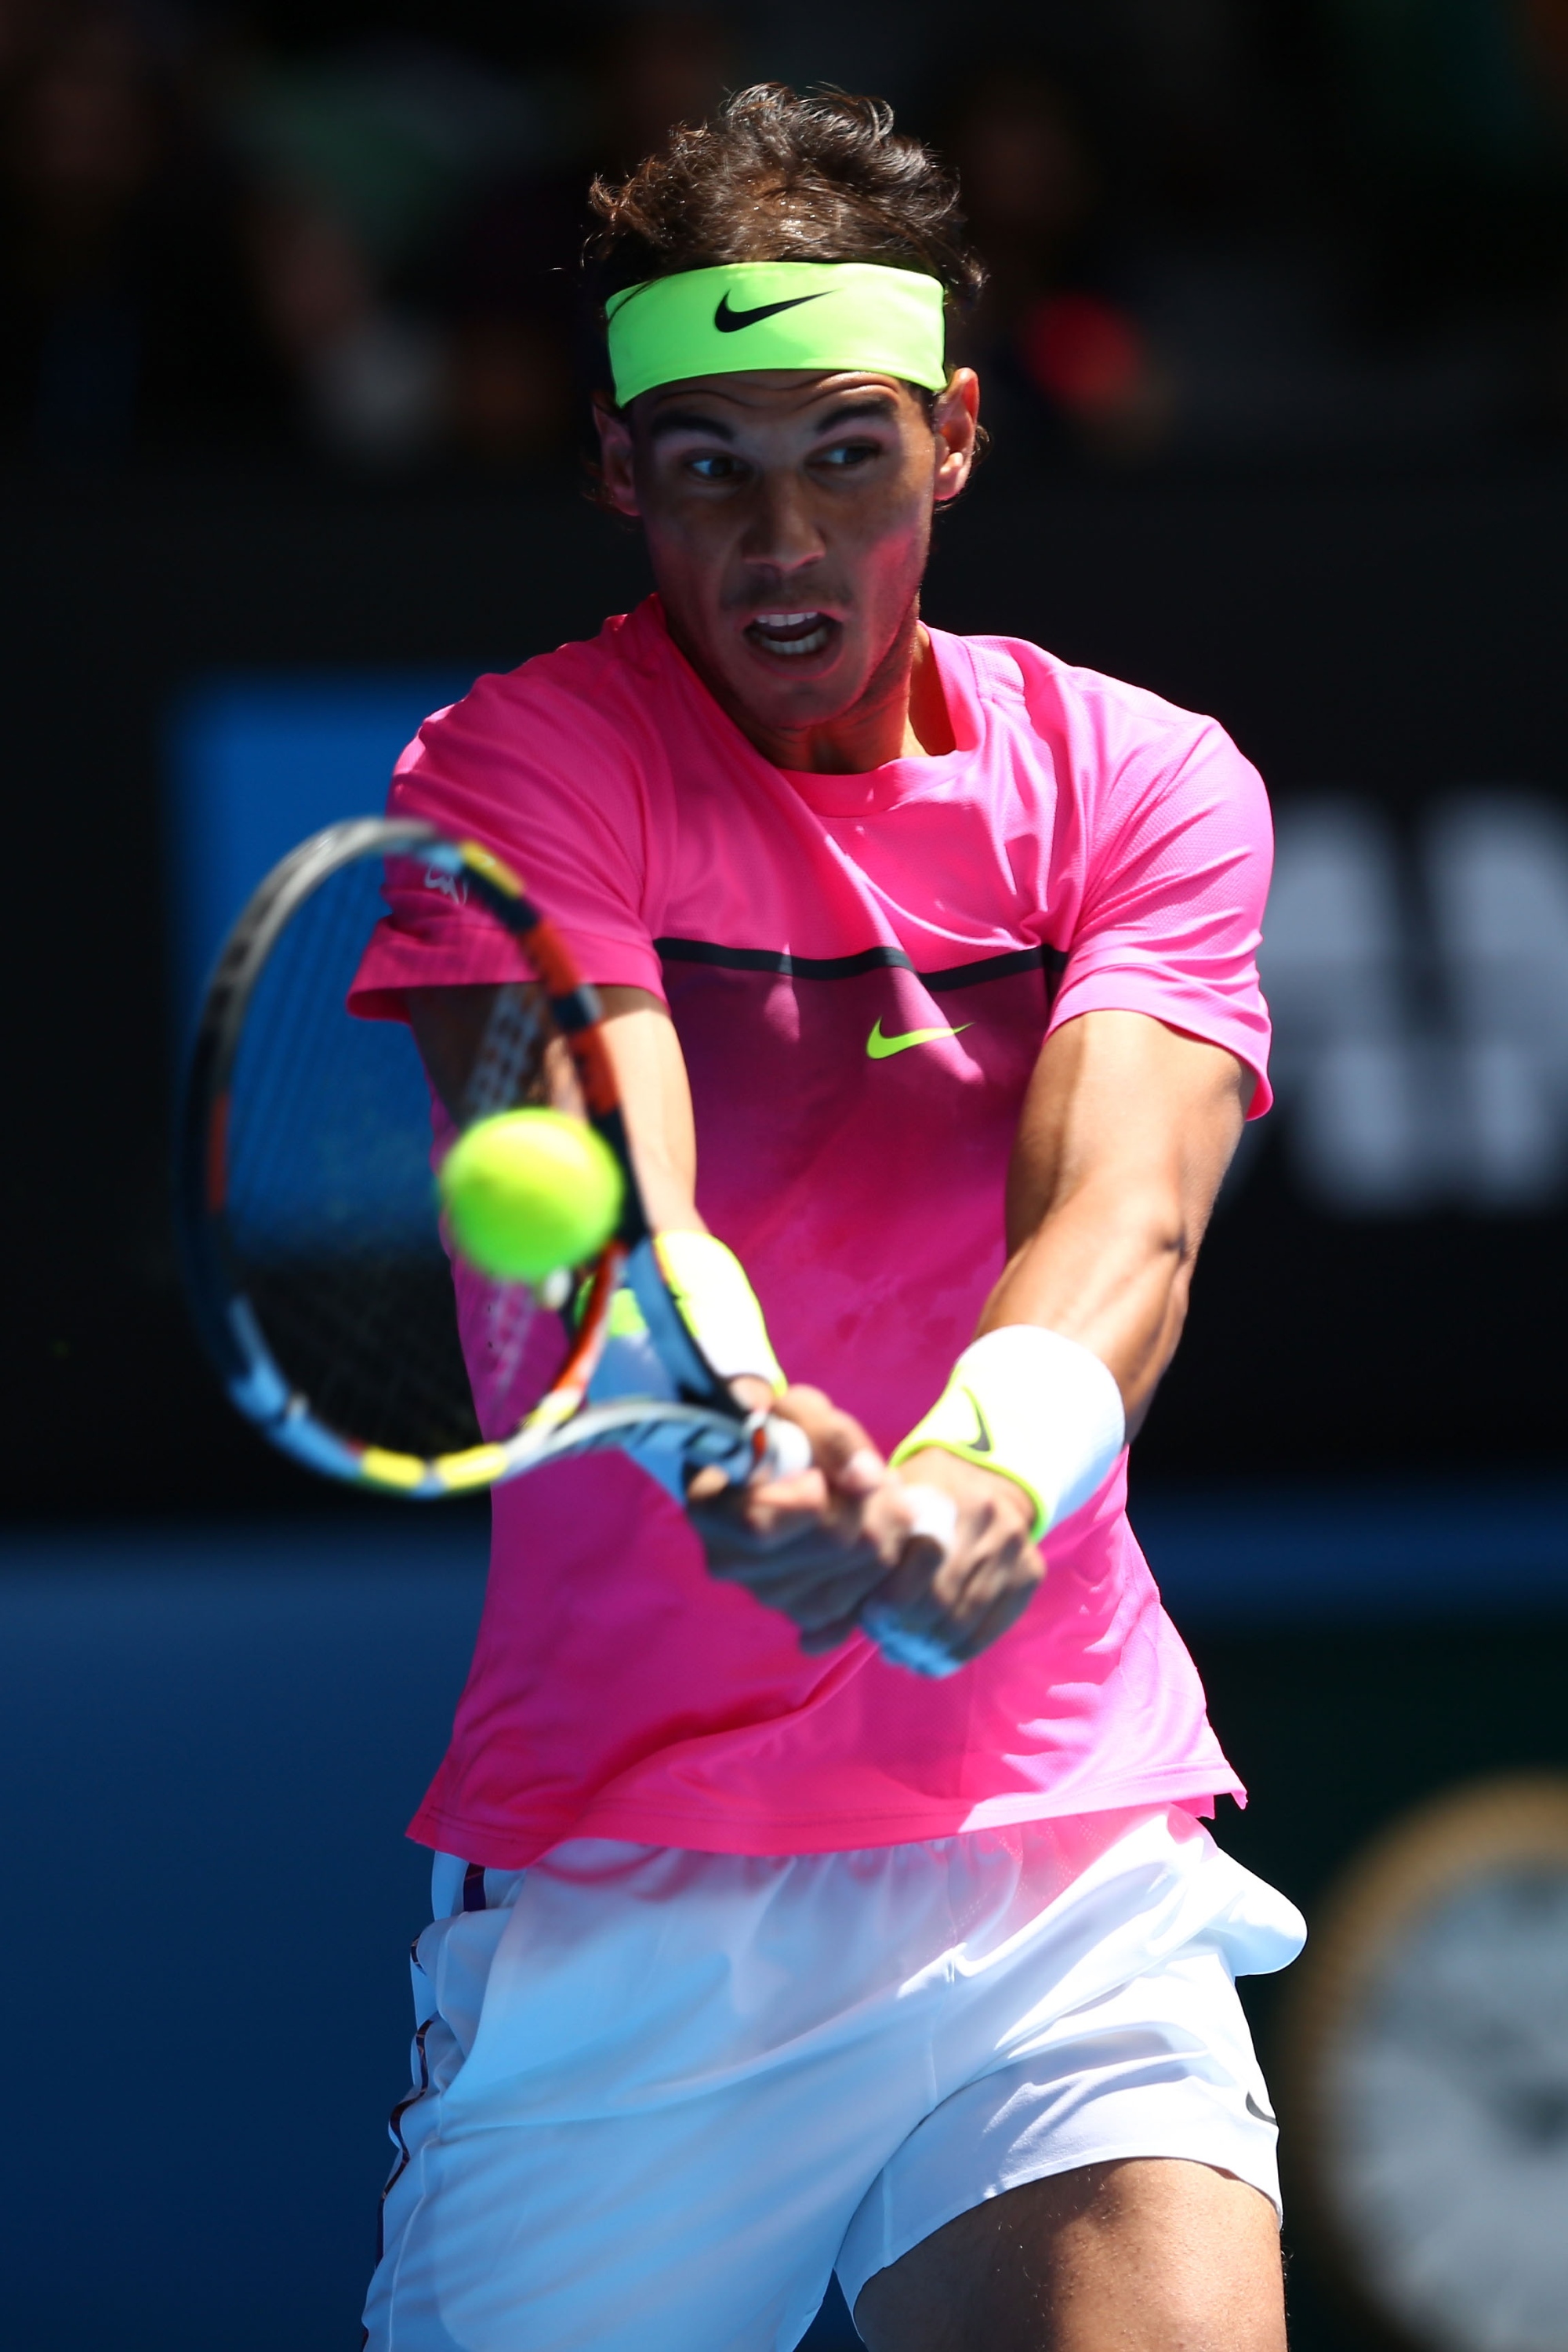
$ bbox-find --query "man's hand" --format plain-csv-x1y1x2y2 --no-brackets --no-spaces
846,1448,1044,1671
690,1390,1045,1672
688,1383,927,1646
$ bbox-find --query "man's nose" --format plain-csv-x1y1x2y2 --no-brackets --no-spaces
740,472,825,573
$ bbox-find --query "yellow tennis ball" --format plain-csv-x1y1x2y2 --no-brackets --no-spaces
438,1109,624,1285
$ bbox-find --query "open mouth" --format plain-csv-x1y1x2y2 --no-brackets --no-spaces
744,611,838,660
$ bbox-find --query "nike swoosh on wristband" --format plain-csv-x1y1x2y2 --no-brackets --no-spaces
960,1388,993,1453
866,1018,973,1058
713,292,829,332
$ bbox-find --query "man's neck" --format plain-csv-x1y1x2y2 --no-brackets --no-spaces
677,609,956,774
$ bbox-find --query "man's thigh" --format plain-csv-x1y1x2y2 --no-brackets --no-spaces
852,2158,1287,2352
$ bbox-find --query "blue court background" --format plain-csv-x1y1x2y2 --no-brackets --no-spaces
166,673,475,1038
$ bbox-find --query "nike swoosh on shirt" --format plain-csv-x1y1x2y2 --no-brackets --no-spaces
713,292,828,332
1245,2093,1277,2125
866,1018,972,1058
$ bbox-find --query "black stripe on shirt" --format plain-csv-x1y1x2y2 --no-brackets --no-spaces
653,938,1068,994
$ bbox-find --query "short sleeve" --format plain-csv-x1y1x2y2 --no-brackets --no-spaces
1047,716,1274,1116
349,655,667,1022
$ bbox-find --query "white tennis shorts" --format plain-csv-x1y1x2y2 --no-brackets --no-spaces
363,1804,1305,2352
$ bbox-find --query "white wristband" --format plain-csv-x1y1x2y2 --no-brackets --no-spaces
891,1325,1126,1539
652,1231,786,1391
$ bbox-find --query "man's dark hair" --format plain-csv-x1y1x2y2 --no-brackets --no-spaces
587,84,985,318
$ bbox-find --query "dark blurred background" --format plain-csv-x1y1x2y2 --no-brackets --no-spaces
9,0,1568,474
4,4,1568,2349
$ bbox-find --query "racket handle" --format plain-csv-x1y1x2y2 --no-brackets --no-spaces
757,1414,814,1480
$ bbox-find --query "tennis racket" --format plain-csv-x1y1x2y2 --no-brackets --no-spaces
177,818,811,1502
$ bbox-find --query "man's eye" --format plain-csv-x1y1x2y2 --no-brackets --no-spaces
818,439,881,470
688,452,742,481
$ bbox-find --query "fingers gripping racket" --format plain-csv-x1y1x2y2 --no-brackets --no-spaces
178,818,810,1501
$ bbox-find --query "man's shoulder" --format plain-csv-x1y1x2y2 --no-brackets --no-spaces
393,602,679,830
955,629,1226,764
387,603,682,853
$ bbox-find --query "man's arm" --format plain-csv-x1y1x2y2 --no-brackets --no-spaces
847,1008,1249,1662
989,1007,1247,1431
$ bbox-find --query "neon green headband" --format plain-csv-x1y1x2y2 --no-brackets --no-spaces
605,262,948,405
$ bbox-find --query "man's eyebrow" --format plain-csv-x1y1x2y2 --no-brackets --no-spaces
645,393,903,444
808,397,901,432
646,408,737,442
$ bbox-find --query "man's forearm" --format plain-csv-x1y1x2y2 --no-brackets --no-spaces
885,1170,1206,1544
978,1174,1200,1428
975,1011,1248,1429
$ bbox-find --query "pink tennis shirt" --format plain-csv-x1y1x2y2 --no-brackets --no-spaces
352,595,1272,1867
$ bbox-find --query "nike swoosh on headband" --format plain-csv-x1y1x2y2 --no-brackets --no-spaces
866,1018,973,1059
714,291,829,333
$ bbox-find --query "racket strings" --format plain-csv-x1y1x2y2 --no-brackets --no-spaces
462,982,550,1122
466,1275,544,1428
247,1247,478,1457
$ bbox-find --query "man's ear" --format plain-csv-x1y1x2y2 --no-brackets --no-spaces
593,393,641,517
932,368,980,506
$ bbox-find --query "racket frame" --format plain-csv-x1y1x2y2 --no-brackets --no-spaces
178,818,763,1499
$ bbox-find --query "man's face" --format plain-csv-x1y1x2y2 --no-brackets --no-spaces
595,368,979,753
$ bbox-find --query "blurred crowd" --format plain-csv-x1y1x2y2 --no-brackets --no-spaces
5,0,1568,474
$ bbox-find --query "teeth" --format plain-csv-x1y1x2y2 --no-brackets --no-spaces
764,630,829,656
748,611,833,657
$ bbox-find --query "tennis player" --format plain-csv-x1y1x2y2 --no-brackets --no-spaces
357,86,1305,2352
